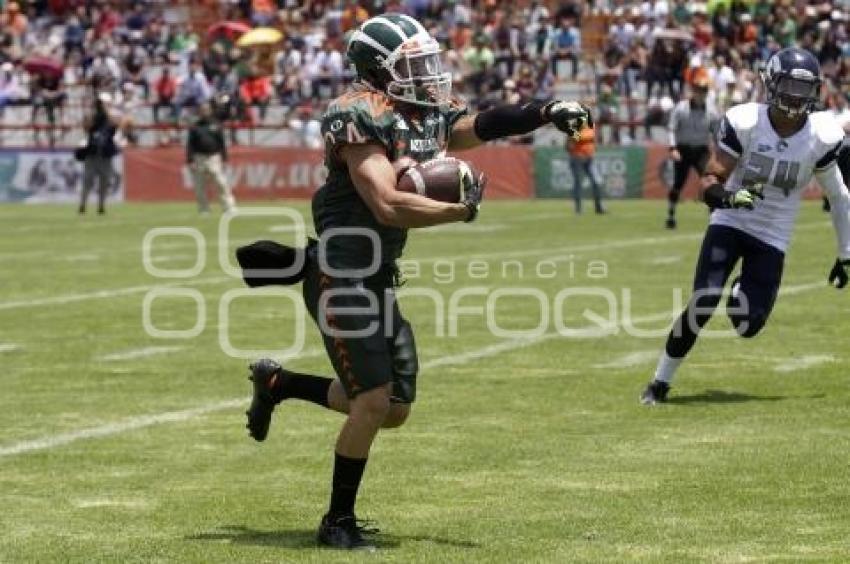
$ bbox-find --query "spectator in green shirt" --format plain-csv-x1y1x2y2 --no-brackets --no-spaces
671,0,692,25
463,34,495,98
752,0,772,21
773,6,797,48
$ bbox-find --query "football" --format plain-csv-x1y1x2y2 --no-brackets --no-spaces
396,157,479,203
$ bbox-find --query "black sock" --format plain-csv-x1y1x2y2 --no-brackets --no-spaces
328,452,368,517
273,372,331,407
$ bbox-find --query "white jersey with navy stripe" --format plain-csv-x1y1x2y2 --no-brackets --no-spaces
711,103,844,252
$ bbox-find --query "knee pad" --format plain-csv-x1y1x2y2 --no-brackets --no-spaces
391,320,418,403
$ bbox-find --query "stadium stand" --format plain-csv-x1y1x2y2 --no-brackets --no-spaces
0,1,849,148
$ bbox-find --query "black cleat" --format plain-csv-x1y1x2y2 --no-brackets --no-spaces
665,216,677,229
640,380,670,405
317,513,378,551
245,358,285,442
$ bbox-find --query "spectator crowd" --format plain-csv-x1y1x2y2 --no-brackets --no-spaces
593,0,850,143
1,0,850,147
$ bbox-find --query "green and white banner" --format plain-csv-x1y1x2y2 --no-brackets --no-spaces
533,146,647,199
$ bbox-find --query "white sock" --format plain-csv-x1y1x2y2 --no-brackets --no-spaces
654,351,683,384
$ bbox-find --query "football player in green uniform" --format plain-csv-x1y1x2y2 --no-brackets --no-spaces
242,13,591,550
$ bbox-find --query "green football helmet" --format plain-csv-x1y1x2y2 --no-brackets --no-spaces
347,13,451,107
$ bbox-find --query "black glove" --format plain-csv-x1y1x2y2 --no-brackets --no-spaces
828,258,850,288
543,100,593,140
459,163,486,223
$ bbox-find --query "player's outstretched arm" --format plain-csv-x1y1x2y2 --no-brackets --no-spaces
449,100,593,151
815,163,850,288
342,143,475,228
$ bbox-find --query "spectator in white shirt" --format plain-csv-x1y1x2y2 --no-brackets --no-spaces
443,0,472,29
86,43,121,96
707,55,735,111
0,62,24,116
175,59,212,120
275,39,304,105
609,9,636,52
641,0,669,21
310,40,343,101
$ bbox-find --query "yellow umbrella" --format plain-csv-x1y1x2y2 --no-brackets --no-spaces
236,27,283,47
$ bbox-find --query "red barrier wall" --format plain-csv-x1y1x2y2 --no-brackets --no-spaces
125,145,534,201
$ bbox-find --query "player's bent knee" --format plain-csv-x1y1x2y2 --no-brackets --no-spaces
382,403,411,429
352,386,392,420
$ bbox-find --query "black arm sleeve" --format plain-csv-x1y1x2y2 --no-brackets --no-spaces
815,141,842,170
473,100,549,141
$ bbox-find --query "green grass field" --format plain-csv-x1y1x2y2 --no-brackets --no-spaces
1,200,849,563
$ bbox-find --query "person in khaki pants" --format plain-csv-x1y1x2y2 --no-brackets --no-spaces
187,102,235,213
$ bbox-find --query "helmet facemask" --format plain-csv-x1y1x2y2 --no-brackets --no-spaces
763,70,821,118
383,34,452,107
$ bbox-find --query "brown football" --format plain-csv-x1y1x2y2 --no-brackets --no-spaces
396,157,479,203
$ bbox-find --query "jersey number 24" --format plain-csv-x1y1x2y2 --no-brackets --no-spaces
742,153,800,196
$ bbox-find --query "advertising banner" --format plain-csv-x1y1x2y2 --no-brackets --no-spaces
0,149,124,203
124,146,325,201
125,145,534,201
451,145,533,199
534,145,646,199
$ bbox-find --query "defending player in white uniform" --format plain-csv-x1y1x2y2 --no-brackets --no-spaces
641,47,850,404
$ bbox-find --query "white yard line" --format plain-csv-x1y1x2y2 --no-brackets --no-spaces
0,280,827,459
0,276,232,311
774,354,835,373
0,343,22,352
0,220,835,312
649,256,682,265
94,345,324,365
0,341,548,458
0,232,702,312
415,232,703,264
98,346,185,362
150,254,198,264
592,350,659,369
778,280,826,295
0,218,832,263
0,399,245,458
420,223,508,234
63,253,101,262
423,335,547,368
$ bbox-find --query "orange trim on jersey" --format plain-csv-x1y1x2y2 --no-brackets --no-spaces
319,273,361,393
331,89,395,119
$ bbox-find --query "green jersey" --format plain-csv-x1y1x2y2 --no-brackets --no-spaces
313,83,468,270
